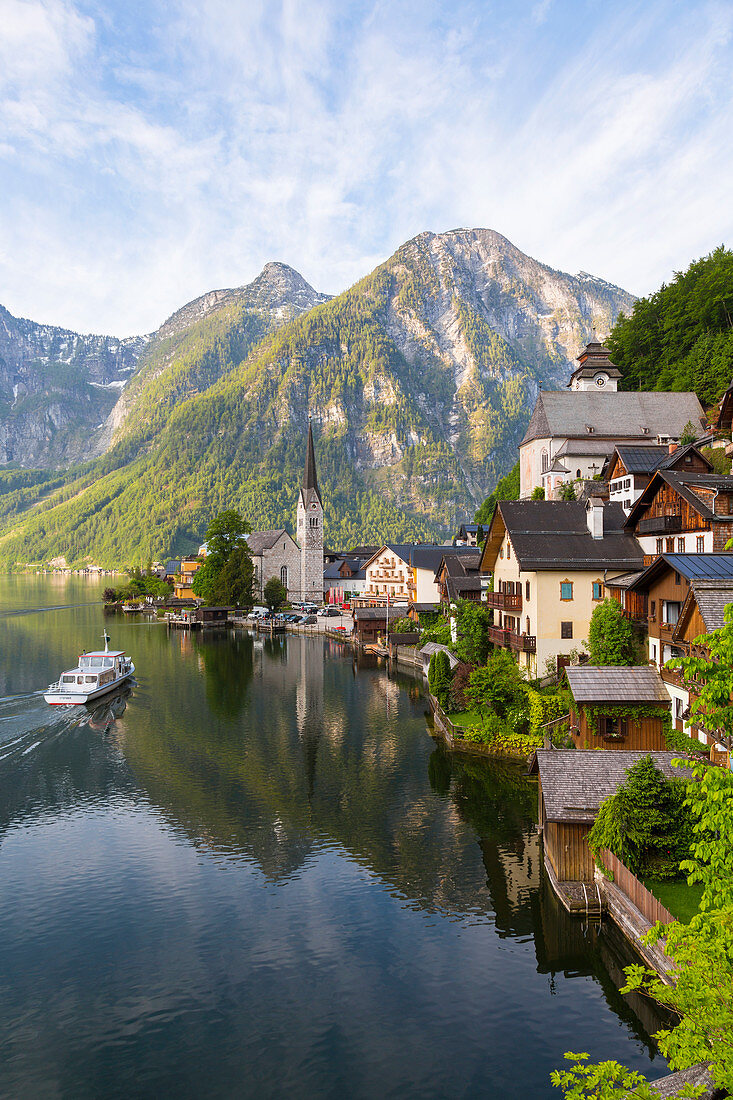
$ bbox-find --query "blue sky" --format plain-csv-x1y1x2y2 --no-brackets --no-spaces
0,0,732,335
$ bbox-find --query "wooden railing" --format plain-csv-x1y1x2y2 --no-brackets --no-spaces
600,849,675,926
507,631,536,652
637,514,682,536
485,591,522,611
539,713,571,747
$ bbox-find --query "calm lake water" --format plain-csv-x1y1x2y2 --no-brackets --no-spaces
0,576,668,1098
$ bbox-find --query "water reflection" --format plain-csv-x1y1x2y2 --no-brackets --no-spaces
0,579,669,1098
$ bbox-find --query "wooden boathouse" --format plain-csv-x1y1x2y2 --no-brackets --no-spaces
564,666,671,751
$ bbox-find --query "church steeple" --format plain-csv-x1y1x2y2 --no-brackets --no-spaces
302,417,321,500
568,334,623,391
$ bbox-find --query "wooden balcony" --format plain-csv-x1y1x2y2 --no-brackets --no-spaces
487,626,509,646
660,665,683,687
659,622,677,640
637,514,682,536
507,631,536,653
485,591,522,612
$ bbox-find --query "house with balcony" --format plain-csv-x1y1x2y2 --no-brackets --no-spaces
479,499,644,675
361,544,454,606
435,548,483,604
618,553,733,751
624,469,733,559
174,557,202,600
604,442,713,514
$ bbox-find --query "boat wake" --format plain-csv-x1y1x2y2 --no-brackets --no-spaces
0,685,133,762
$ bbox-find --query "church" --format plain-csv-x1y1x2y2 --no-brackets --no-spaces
519,338,705,499
247,420,324,603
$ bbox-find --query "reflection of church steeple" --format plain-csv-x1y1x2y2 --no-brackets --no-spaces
295,641,324,802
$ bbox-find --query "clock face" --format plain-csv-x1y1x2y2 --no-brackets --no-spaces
595,374,607,387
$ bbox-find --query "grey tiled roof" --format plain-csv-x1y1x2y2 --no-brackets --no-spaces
419,642,459,667
565,665,670,704
531,750,685,823
688,579,733,631
497,501,644,570
521,390,704,446
246,529,293,554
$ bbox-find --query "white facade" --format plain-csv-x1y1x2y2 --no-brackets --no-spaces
635,530,713,558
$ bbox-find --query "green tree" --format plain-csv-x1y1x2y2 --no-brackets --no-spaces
428,649,453,710
557,480,577,501
263,576,288,612
465,650,526,719
588,598,635,665
679,419,699,445
212,545,254,607
530,486,545,500
669,602,733,756
193,509,253,604
475,461,520,523
555,759,733,1096
454,600,492,666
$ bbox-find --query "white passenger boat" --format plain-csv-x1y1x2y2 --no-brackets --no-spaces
44,634,135,705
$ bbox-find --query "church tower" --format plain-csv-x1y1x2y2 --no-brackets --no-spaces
567,334,623,391
296,419,324,603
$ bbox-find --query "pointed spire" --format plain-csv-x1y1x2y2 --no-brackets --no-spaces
302,417,320,496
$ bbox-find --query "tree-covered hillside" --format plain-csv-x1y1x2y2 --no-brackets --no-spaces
610,245,733,407
0,228,633,568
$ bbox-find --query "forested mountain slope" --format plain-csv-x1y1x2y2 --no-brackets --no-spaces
0,228,633,567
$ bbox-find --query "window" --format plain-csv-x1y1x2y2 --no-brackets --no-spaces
674,571,681,586
525,580,530,600
526,617,530,634
541,449,549,473
666,538,675,552
560,581,573,601
650,600,656,619
561,621,573,639
664,601,681,625
602,716,627,740
507,542,511,560
656,539,664,555
697,536,704,553
576,469,581,479
675,697,684,720
281,565,288,588
592,581,603,600
651,644,657,662
677,538,685,553
499,548,504,559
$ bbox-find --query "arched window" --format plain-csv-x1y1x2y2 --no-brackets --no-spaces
281,565,288,589
576,469,581,479
541,449,549,473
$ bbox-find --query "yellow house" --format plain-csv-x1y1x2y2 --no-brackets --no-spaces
174,558,202,600
479,499,645,676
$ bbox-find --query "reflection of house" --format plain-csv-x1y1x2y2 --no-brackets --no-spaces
519,338,704,498
612,552,733,743
565,666,671,751
624,468,733,558
246,529,301,602
435,549,483,604
174,558,202,599
605,442,713,515
480,499,644,675
532,749,682,883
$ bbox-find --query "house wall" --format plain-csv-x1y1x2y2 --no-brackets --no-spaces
364,549,411,603
636,529,714,557
543,821,595,881
414,565,441,604
520,436,555,498
571,706,669,751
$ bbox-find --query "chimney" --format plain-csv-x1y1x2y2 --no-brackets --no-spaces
668,442,678,454
586,497,604,540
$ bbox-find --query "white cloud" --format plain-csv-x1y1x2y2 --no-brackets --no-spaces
0,0,731,334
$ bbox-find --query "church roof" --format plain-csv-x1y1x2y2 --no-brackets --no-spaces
521,390,705,446
302,420,320,493
246,529,294,554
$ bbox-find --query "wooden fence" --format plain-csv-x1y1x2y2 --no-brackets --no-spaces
539,713,571,748
600,848,675,926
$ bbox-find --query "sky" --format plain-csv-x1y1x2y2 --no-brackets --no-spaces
0,0,732,337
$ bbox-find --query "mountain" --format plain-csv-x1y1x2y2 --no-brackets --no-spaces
0,305,147,467
0,229,634,568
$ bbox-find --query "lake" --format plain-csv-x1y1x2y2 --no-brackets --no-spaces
0,576,667,1098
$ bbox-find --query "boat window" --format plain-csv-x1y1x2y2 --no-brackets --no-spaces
62,675,75,684
85,676,97,683
104,658,113,668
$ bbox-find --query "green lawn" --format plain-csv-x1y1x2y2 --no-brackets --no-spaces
642,877,704,924
450,710,484,729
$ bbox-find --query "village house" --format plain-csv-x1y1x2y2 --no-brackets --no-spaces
361,544,453,606
565,666,671,752
604,442,713,515
531,749,683,886
519,338,705,498
323,557,367,603
609,553,733,757
453,523,484,547
435,548,483,604
352,606,388,643
623,467,733,558
480,499,644,675
246,529,301,603
173,557,202,600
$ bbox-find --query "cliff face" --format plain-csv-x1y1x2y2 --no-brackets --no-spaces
0,230,635,567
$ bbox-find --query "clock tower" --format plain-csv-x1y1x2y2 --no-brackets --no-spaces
296,419,324,604
567,335,623,391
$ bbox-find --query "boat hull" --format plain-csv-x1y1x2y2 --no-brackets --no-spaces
44,668,135,706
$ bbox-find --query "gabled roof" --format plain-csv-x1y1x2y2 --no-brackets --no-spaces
565,665,670,705
674,578,733,639
628,552,733,592
625,469,733,529
530,750,686,823
363,543,455,573
521,390,704,446
246,529,295,554
611,444,669,474
418,642,460,668
480,501,644,573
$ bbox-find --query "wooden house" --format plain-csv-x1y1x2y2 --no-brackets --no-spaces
624,468,733,559
352,607,387,642
564,666,671,751
200,606,232,625
531,749,683,885
604,442,713,515
435,548,483,604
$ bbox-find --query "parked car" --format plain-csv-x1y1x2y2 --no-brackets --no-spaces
301,615,318,625
325,607,341,617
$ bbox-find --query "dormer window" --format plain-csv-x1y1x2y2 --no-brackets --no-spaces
585,425,595,434
641,426,650,435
